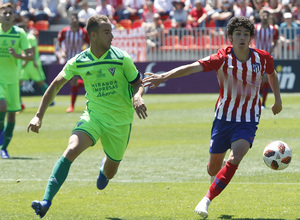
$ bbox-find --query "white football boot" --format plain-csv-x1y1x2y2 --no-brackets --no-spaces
194,196,211,219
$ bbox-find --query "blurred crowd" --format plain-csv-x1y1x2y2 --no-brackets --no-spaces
1,0,299,57
1,0,299,27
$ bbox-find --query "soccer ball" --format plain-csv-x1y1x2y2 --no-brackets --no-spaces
263,141,292,170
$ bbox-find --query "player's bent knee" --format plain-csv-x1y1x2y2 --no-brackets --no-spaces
207,169,219,177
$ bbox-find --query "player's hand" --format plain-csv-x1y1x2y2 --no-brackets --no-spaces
142,73,164,89
27,116,42,133
9,47,17,57
133,95,147,119
271,101,282,115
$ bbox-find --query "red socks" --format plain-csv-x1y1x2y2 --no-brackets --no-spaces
206,161,238,201
261,82,270,106
70,79,84,107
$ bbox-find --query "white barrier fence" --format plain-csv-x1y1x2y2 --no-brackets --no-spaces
113,27,300,62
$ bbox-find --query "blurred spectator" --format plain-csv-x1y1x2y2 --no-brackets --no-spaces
79,1,97,27
170,0,189,28
142,0,158,23
154,0,173,19
19,0,29,14
279,12,299,45
66,0,81,12
144,13,164,51
254,9,279,108
234,0,254,22
28,0,49,21
104,0,125,21
187,0,207,28
122,0,145,20
252,0,265,23
44,0,63,24
255,9,279,54
292,0,300,25
211,0,233,30
56,12,90,113
281,0,292,15
266,0,282,25
96,0,116,27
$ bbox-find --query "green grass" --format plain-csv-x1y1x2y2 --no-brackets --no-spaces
0,94,299,220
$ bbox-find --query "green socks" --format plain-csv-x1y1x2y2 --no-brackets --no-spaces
40,82,49,94
43,156,72,202
1,122,15,150
0,112,5,130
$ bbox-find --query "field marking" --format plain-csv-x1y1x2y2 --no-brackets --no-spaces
1,178,300,185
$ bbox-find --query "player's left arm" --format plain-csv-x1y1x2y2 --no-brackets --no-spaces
268,70,282,115
131,78,147,120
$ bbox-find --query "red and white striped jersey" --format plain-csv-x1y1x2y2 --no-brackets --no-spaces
254,23,278,52
58,26,90,61
199,46,274,123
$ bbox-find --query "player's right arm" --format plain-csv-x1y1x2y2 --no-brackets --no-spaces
142,61,203,89
27,71,68,133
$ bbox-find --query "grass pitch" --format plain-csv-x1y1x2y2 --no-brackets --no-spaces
0,94,299,220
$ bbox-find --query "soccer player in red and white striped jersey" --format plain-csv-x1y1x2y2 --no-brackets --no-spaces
143,16,282,218
254,9,278,109
57,12,90,113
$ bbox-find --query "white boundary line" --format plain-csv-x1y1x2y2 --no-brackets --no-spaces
1,179,300,185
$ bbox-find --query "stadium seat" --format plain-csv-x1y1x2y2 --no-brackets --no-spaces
161,35,181,51
180,35,196,49
28,20,34,29
196,35,209,50
210,34,226,49
34,20,49,31
132,19,143,29
118,19,132,29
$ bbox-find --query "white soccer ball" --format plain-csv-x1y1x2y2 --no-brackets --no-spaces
263,141,292,170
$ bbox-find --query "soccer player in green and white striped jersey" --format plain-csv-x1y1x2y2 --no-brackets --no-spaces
27,14,147,218
0,3,33,159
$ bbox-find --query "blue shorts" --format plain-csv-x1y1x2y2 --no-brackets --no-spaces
209,118,258,154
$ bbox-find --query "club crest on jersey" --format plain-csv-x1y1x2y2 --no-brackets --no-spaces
252,63,261,73
11,40,15,45
109,67,116,76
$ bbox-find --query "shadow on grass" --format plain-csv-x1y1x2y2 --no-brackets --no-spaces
8,157,38,160
106,218,123,220
218,215,286,220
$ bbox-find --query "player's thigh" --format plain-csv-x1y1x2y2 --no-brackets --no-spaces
228,139,251,165
63,130,94,162
5,84,21,112
100,124,132,162
22,63,46,82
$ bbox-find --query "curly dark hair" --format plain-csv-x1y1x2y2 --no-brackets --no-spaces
227,16,255,37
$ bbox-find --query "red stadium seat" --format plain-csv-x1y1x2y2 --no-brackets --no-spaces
132,19,143,29
180,35,195,49
161,35,181,50
118,19,132,29
34,20,49,31
196,35,209,50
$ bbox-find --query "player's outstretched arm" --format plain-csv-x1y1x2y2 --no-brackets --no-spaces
268,70,282,115
142,61,203,89
27,72,68,133
131,79,147,120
